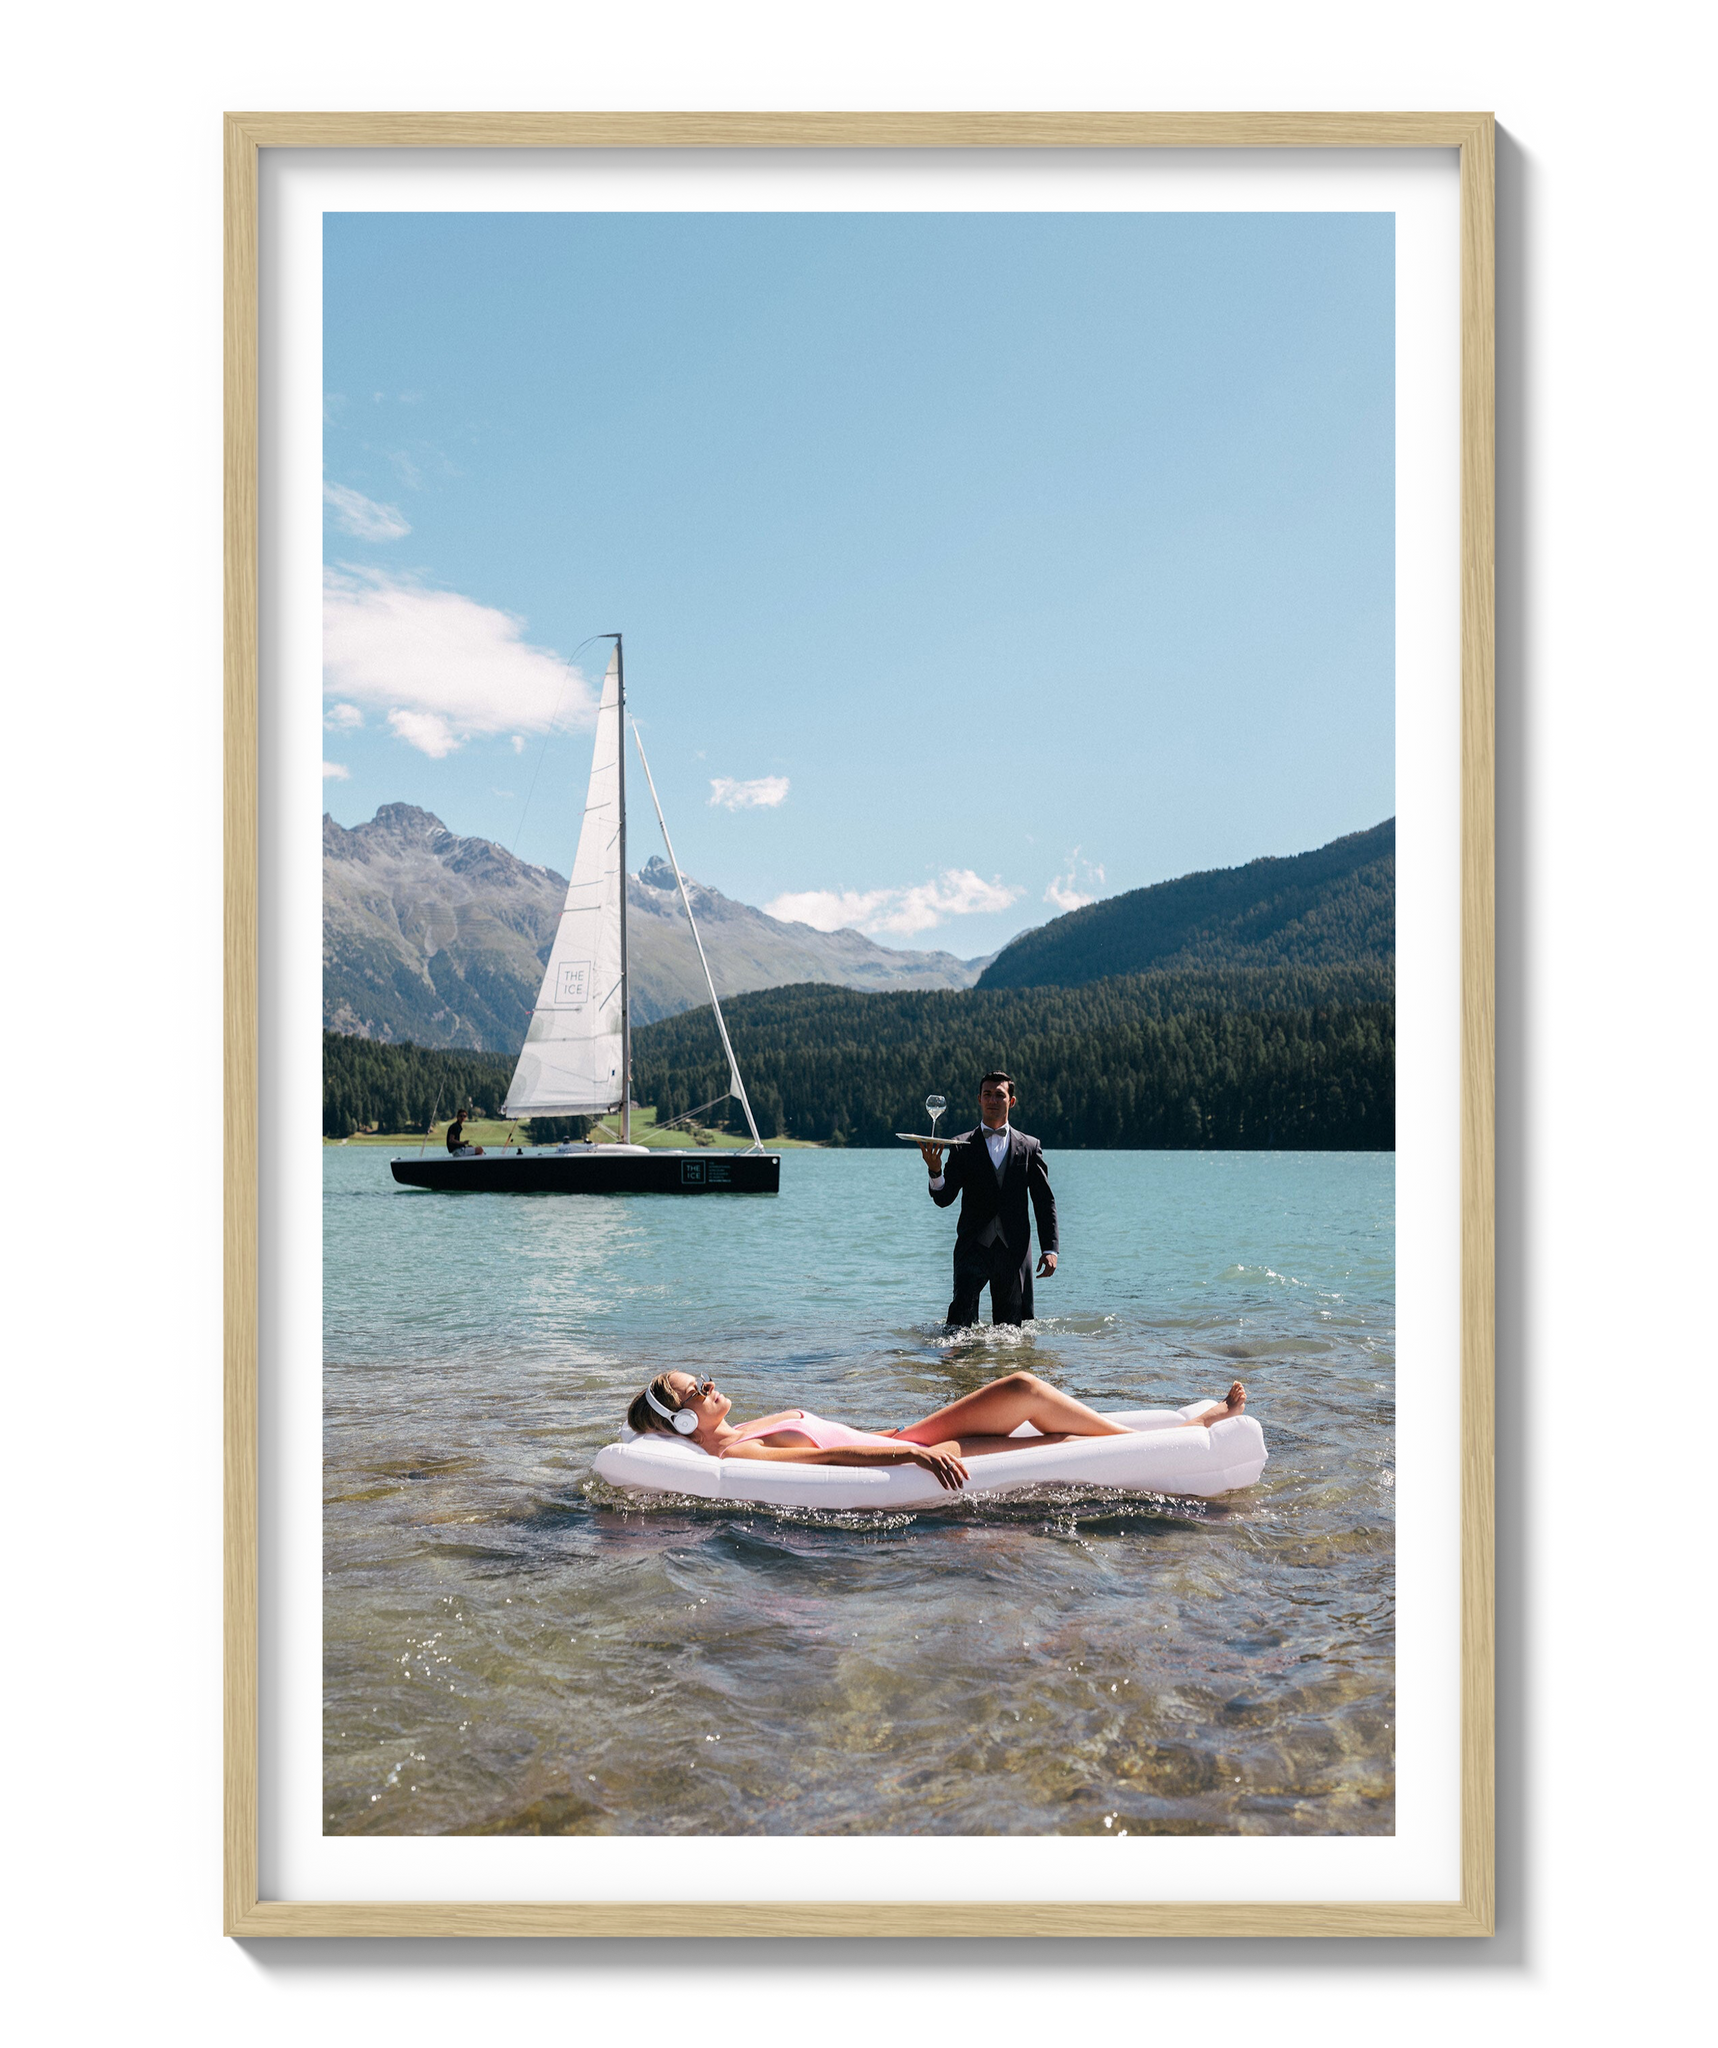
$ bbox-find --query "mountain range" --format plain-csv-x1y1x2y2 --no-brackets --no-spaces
325,805,1394,1054
323,805,995,1051
977,818,1394,990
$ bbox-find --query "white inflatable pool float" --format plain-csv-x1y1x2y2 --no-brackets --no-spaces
593,1404,1267,1511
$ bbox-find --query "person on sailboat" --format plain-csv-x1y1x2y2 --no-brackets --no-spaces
445,1109,484,1157
918,1071,1057,1327
625,1369,1248,1494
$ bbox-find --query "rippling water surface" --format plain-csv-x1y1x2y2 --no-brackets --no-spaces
324,1146,1394,1836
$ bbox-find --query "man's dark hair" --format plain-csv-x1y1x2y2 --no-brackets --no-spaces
980,1070,1015,1092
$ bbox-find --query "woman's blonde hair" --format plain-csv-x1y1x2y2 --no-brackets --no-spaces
627,1372,684,1437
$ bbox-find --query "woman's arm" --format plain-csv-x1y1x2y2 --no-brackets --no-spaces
717,1437,969,1491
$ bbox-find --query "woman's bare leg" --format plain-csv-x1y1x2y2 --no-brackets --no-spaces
891,1374,1246,1446
892,1372,1131,1445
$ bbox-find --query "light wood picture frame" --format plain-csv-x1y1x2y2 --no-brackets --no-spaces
225,110,1494,1937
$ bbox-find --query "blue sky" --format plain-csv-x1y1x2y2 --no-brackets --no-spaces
323,210,1393,960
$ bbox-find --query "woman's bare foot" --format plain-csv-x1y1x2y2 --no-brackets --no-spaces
1191,1381,1247,1426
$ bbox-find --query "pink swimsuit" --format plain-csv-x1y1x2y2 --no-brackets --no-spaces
729,1410,901,1452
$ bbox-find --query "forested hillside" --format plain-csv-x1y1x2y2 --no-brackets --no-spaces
323,1033,516,1139
978,818,1394,990
631,966,1394,1151
327,956,1394,1150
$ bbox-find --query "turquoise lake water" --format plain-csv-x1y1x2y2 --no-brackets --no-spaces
323,1145,1394,1836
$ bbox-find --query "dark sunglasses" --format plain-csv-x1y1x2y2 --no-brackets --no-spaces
671,1377,716,1404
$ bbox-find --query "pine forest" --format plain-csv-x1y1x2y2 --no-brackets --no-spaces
326,960,1393,1150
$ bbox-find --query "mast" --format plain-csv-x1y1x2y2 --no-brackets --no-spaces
613,633,632,1144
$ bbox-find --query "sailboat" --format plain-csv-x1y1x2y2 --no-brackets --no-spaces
390,636,781,1195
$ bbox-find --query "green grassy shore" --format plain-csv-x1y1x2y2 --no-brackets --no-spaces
327,1106,822,1150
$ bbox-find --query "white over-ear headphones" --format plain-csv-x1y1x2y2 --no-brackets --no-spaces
645,1382,700,1435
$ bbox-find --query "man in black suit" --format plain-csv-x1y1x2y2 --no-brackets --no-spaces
920,1070,1058,1327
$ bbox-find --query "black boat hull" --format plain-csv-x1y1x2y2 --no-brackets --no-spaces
389,1150,782,1195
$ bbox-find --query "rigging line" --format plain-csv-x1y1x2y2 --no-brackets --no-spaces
417,1079,446,1158
631,720,766,1154
508,632,611,860
653,1092,736,1133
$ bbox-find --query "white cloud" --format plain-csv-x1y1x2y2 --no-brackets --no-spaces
322,567,597,758
1044,850,1106,913
323,481,411,541
510,735,527,755
324,702,364,731
1044,878,1094,911
709,775,790,811
321,760,350,781
765,869,1023,938
387,708,459,758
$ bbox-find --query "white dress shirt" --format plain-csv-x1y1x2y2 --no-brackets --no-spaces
928,1123,1009,1193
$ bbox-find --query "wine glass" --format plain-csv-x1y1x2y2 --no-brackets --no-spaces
925,1093,947,1141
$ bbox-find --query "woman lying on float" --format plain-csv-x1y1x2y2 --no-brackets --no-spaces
628,1369,1249,1494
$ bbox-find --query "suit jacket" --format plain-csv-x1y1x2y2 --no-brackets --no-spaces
929,1125,1058,1259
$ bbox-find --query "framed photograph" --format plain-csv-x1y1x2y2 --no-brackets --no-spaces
226,112,1494,1936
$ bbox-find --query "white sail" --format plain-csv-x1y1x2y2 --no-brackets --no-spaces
503,649,627,1118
